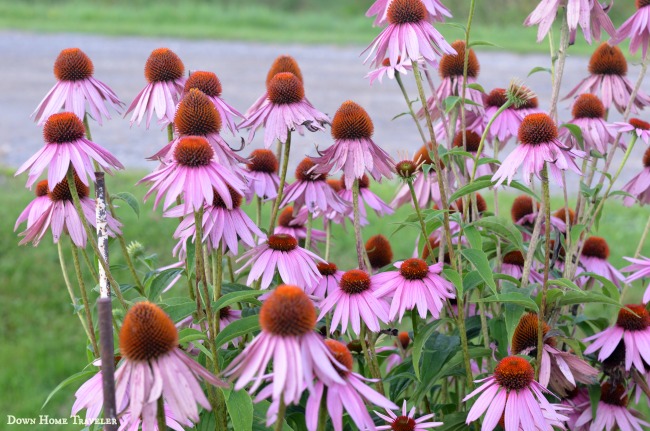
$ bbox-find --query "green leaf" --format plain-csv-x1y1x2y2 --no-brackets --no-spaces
473,216,523,248
560,123,584,150
160,297,195,322
178,328,207,344
463,270,484,293
449,179,493,202
112,192,140,218
588,384,600,420
147,268,183,300
557,290,625,308
42,369,97,409
547,278,585,293
528,66,552,77
443,268,463,297
412,320,443,380
444,96,462,114
581,272,620,301
253,399,293,430
469,40,500,48
461,249,497,294
213,290,264,312
475,292,539,311
391,111,411,121
463,225,483,250
214,315,260,348
467,82,485,93
225,389,254,431
506,180,541,201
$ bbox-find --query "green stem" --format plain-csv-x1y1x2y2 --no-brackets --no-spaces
116,234,145,295
352,179,366,270
167,123,174,142
57,242,94,350
156,396,166,431
65,168,128,310
268,132,291,232
316,389,328,431
227,255,235,283
71,242,99,357
536,164,551,379
360,322,384,395
80,247,99,284
305,211,314,249
255,196,262,235
459,0,477,154
325,219,332,262
407,179,435,261
455,295,475,390
274,398,287,431
411,308,419,339
469,102,512,182
395,73,427,144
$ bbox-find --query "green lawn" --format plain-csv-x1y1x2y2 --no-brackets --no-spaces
2,166,649,427
0,0,639,56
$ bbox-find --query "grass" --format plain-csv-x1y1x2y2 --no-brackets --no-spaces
2,166,649,427
0,0,640,56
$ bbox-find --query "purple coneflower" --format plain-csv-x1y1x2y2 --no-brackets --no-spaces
610,117,650,145
577,236,625,287
245,149,280,202
366,234,394,271
562,387,590,431
311,101,394,187
140,136,246,212
125,48,186,128
524,0,615,44
563,93,614,154
620,153,646,198
31,48,123,126
363,0,454,69
274,206,326,249
14,180,53,231
168,185,263,256
452,130,494,178
366,56,416,85
239,72,329,148
309,262,344,298
622,255,650,303
484,88,526,145
115,302,226,429
375,399,443,430
464,356,567,431
18,174,121,247
149,88,248,169
373,258,455,322
584,304,650,372
224,285,344,405
305,339,398,431
391,144,447,209
245,54,305,118
183,71,243,136
16,112,123,188
574,382,650,431
501,251,545,285
281,158,348,214
510,195,566,236
492,112,582,186
339,174,393,219
318,269,390,335
424,40,483,120
512,313,598,397
564,43,650,113
366,0,451,26
236,233,323,290
610,0,650,58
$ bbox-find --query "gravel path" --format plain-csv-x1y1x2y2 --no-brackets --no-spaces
1,30,649,191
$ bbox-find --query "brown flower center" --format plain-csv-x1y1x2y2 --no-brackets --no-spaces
247,149,279,173
581,236,609,260
493,356,535,391
588,43,627,76
572,94,605,119
212,186,242,209
387,0,427,24
600,382,628,407
259,285,316,336
518,113,558,145
267,72,304,105
267,234,298,252
184,71,222,97
511,195,539,223
53,48,94,81
295,158,326,181
341,174,370,190
399,258,429,280
324,339,354,373
266,55,304,87
453,131,482,153
414,143,435,166
637,0,650,9
630,118,650,131
174,88,222,136
317,262,338,276
391,416,417,431
439,40,480,79
643,147,650,168
144,48,184,83
277,207,298,228
511,313,555,355
219,305,233,319
503,250,525,267
512,86,538,110
49,173,89,202
43,112,85,143
327,179,343,193
486,88,507,108
616,304,650,331
454,193,487,216
173,136,214,167
331,101,374,140
36,180,49,197
602,341,626,370
553,207,576,225
119,302,178,361
365,234,394,269
398,331,410,349
340,270,371,294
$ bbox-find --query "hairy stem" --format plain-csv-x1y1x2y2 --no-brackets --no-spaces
352,179,367,270
71,243,99,357
268,132,291,232
407,179,435,261
395,73,427,144
536,164,551,379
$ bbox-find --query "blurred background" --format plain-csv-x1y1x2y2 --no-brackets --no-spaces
1,1,649,429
